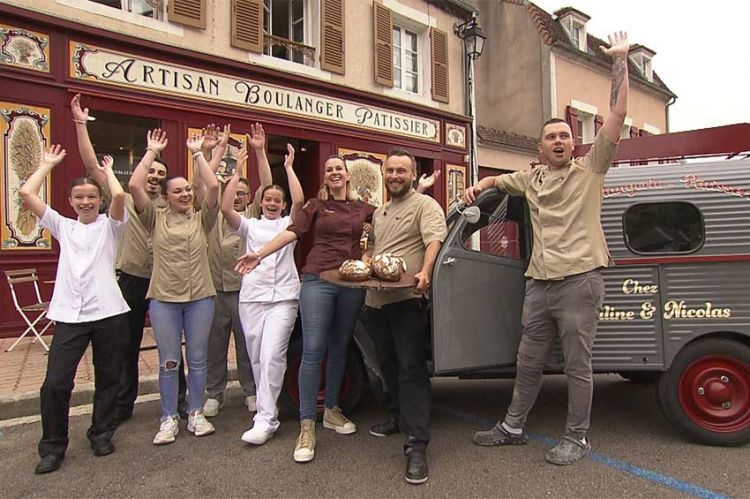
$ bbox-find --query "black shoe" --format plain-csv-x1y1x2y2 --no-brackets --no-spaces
113,411,132,427
472,423,528,446
405,449,428,485
35,454,64,475
369,416,399,437
91,440,115,457
177,405,189,421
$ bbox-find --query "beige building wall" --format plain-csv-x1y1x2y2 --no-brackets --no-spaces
554,54,668,132
5,0,465,115
478,146,537,172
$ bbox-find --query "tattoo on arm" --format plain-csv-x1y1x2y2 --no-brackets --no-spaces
610,54,626,110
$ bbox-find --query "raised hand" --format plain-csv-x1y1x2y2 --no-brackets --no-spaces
235,251,261,274
41,144,67,168
284,143,295,170
235,143,248,177
600,31,629,58
71,94,89,122
186,133,205,154
147,128,169,153
96,155,114,174
218,124,232,149
417,170,441,192
201,123,220,153
248,123,265,151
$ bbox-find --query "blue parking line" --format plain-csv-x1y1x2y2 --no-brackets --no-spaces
433,404,730,499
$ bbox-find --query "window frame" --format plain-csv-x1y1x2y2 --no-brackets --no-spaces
392,24,420,94
87,0,165,20
263,0,313,66
622,201,706,256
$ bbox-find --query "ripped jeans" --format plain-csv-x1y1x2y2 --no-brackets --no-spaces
149,298,215,420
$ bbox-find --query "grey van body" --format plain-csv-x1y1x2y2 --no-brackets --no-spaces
427,157,750,446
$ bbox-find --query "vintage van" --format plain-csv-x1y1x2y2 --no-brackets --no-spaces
428,156,750,446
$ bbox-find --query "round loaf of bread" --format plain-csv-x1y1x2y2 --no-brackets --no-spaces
338,259,372,282
371,253,407,282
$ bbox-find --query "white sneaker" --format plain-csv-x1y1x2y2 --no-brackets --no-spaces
245,395,257,413
203,398,222,417
187,410,215,436
153,416,179,445
241,426,274,445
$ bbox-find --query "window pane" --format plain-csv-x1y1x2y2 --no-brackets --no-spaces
293,19,304,42
461,193,525,259
406,52,418,73
393,47,401,69
393,27,401,48
407,72,418,93
271,0,290,38
624,202,704,254
406,30,417,52
292,0,303,21
394,68,402,89
89,0,122,8
129,0,155,16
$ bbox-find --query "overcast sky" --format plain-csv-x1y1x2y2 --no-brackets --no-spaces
530,0,749,132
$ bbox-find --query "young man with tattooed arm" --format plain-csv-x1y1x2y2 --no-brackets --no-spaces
464,32,630,465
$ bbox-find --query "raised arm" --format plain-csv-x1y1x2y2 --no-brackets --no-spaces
98,155,125,222
129,129,168,213
600,31,630,143
71,94,106,187
463,175,501,204
284,143,304,220
416,170,441,194
19,145,66,219
221,145,248,232
248,123,272,188
188,134,219,208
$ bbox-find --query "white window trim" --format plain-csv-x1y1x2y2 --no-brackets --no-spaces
571,21,587,51
248,52,332,81
642,123,661,135
383,0,433,26
570,99,597,117
621,116,633,139
392,25,420,94
56,0,183,35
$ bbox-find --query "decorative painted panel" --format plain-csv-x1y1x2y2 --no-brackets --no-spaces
445,123,467,150
0,24,50,73
186,127,246,184
446,163,466,212
338,148,386,208
1,102,52,250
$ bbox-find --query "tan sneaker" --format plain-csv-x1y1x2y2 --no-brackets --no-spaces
187,410,215,436
293,419,316,463
323,406,357,434
153,416,179,445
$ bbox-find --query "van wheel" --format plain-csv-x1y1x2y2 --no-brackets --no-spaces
279,339,365,417
658,338,750,445
618,371,660,383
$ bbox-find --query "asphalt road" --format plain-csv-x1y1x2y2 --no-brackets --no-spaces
1,375,747,498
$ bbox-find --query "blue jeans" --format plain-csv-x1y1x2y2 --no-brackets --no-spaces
298,273,365,420
149,297,215,420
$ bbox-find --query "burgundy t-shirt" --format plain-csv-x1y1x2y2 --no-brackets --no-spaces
287,198,375,274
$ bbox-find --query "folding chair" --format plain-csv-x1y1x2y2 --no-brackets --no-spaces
4,268,52,352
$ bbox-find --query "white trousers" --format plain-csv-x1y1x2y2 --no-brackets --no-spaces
239,300,298,433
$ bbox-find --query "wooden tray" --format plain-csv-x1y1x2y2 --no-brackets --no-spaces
320,269,416,290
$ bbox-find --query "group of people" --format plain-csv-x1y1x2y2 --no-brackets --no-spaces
23,30,630,485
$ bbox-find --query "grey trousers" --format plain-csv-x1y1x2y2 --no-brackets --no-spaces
206,290,255,401
504,269,605,440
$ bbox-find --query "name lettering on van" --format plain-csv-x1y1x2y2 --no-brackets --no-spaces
662,300,732,320
602,179,664,199
621,278,658,295
682,174,750,201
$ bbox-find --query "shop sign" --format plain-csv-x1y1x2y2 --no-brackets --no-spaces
70,42,440,143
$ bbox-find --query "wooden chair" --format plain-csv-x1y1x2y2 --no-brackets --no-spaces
4,268,52,352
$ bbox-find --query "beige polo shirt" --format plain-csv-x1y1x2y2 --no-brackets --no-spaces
116,194,165,279
208,188,261,293
366,189,447,308
139,200,219,302
495,131,618,280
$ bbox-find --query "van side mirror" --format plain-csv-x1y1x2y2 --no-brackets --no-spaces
463,206,481,224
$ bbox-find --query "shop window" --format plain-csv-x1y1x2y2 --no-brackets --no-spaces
87,111,160,189
624,202,704,254
393,25,419,93
264,0,315,66
87,0,164,19
461,193,528,261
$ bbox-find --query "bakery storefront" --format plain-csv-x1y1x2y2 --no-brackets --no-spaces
0,10,469,337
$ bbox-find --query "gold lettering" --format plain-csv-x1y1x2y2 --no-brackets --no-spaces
663,300,732,320
622,279,658,295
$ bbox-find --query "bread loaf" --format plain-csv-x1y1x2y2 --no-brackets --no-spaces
338,259,372,282
371,254,407,282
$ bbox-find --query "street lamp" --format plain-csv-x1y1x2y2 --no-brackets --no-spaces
455,13,486,187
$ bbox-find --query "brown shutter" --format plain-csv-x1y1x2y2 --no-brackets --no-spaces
594,114,603,135
565,106,579,144
373,2,393,87
169,0,206,29
430,27,449,103
321,0,345,74
231,0,263,53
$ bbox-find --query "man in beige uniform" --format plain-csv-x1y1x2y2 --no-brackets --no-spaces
465,32,631,465
203,124,272,416
362,148,447,485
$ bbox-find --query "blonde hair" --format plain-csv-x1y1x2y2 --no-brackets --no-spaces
318,155,356,201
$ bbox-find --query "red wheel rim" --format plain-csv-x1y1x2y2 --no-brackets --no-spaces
678,354,750,433
284,354,351,412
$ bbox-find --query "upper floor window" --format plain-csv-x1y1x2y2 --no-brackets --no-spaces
641,56,653,82
264,0,314,65
88,0,163,19
393,25,419,93
571,24,583,50
624,202,704,254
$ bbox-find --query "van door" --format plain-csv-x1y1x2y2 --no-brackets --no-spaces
432,189,527,374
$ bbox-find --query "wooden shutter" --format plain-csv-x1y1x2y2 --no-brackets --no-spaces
430,27,449,103
373,2,393,87
565,106,579,144
594,114,603,135
321,0,345,74
231,0,263,53
168,0,206,29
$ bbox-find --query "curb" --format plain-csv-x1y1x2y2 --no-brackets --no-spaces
0,367,239,421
